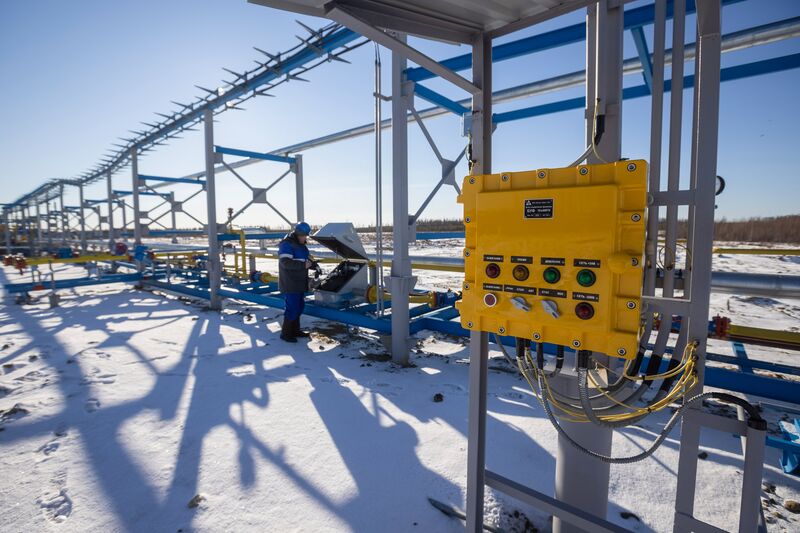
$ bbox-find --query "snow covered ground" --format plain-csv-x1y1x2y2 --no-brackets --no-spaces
0,243,799,532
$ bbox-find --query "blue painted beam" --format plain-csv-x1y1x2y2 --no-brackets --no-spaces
706,353,800,377
413,84,470,115
631,26,654,92
215,145,295,164
704,365,800,405
112,190,132,197
493,53,800,124
767,435,800,453
138,174,206,185
405,0,743,83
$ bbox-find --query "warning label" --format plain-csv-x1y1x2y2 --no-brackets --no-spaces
524,198,554,219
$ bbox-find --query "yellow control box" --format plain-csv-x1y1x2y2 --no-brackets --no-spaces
456,160,647,358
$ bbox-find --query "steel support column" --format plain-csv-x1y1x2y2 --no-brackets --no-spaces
131,149,142,246
170,192,178,244
106,171,115,250
553,3,622,531
204,109,222,310
78,183,87,253
35,202,42,255
465,32,492,533
59,184,66,245
46,201,52,250
4,209,11,253
389,35,413,366
674,1,735,531
294,154,304,222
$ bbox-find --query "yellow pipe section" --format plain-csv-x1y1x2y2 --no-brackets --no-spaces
366,285,438,307
728,324,800,347
26,253,122,266
713,247,800,255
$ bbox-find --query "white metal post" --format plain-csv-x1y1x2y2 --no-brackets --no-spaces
106,171,115,250
674,1,727,529
46,201,53,250
35,202,42,255
465,32,492,533
170,192,178,244
120,200,127,237
389,34,413,366
204,109,222,310
131,148,142,246
78,183,87,253
294,154,305,222
3,209,11,253
59,184,66,246
374,44,385,316
552,3,621,531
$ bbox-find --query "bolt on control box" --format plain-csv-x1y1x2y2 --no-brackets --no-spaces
456,160,648,358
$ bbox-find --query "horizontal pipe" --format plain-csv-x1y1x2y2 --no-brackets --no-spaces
713,247,800,256
4,272,143,293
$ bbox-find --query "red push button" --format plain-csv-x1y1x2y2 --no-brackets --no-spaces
484,293,498,307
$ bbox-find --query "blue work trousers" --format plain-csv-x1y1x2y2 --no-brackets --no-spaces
284,292,305,321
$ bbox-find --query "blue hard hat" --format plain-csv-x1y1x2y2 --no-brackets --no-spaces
295,221,311,236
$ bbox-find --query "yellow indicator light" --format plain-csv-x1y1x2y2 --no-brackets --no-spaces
512,265,530,281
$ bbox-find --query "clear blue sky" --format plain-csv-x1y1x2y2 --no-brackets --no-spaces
1,0,798,229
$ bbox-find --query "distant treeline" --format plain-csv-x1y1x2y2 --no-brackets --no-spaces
198,215,799,243
359,215,800,244
661,215,800,244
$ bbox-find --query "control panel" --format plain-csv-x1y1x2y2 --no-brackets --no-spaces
456,160,648,358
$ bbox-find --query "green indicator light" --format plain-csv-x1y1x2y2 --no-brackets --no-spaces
576,269,596,287
543,267,560,284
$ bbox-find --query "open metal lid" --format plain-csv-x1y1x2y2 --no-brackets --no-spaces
248,0,593,40
311,222,368,260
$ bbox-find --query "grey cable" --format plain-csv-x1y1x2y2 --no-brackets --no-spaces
538,370,762,464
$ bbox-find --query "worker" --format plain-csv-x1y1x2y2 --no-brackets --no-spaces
278,221,315,342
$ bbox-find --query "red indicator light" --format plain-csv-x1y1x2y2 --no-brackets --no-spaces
485,263,501,279
483,293,498,307
575,302,595,320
